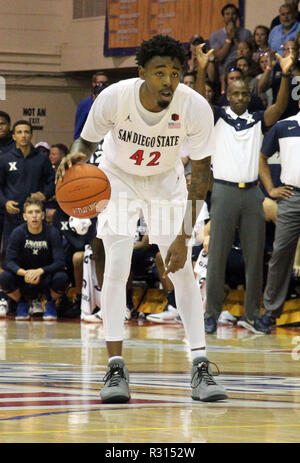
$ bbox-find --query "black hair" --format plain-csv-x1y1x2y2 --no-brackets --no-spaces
224,63,243,89
136,34,186,68
12,120,33,133
92,71,108,82
183,71,196,79
0,111,11,124
205,80,220,104
51,143,69,156
236,55,252,66
189,34,205,46
221,3,239,16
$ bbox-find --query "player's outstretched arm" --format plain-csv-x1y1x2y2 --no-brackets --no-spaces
55,137,98,182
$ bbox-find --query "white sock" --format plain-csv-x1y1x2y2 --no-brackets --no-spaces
191,349,207,361
108,356,123,364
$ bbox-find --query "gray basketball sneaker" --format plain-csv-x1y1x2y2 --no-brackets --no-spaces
191,357,228,402
100,358,131,403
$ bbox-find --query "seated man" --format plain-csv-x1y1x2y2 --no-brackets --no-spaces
52,206,97,318
0,197,69,320
45,143,69,223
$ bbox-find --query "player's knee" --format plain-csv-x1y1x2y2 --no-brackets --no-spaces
51,271,70,294
0,270,18,294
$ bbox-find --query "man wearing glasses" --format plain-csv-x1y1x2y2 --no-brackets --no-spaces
269,3,300,54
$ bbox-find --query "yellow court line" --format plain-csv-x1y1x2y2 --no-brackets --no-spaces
1,423,300,435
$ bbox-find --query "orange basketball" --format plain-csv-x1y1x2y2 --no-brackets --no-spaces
55,163,111,219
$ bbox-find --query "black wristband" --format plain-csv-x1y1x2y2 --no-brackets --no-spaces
281,73,290,78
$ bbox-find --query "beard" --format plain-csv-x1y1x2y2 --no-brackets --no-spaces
157,100,170,109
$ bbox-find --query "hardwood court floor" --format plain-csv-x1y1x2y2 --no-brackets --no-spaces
0,317,299,443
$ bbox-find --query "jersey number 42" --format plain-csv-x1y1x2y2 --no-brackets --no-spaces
130,149,161,166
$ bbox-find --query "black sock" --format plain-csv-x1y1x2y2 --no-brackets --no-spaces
126,289,133,310
167,290,176,308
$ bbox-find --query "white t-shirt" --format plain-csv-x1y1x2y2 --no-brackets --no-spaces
81,78,215,176
212,106,265,183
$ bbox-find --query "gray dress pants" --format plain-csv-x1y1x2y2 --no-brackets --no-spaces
264,191,300,317
205,182,266,321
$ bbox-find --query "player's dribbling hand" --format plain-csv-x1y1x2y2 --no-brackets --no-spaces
55,152,87,183
163,235,188,277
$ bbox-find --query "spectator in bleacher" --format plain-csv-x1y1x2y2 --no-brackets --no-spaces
182,72,196,89
52,206,96,318
235,56,260,94
270,0,300,30
268,3,300,54
209,3,251,77
185,35,205,73
0,197,69,320
252,25,270,61
74,71,109,140
237,40,254,60
49,144,69,172
256,52,274,107
259,39,300,120
185,35,218,85
35,141,50,156
0,120,55,253
205,80,218,106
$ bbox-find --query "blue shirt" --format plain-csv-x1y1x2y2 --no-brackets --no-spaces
74,95,93,140
261,113,300,187
209,26,251,74
0,145,55,209
268,21,300,54
0,136,15,155
4,222,66,275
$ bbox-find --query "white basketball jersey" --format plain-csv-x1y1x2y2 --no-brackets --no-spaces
81,78,214,176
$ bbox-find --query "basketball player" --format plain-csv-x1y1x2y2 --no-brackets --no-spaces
57,35,227,403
